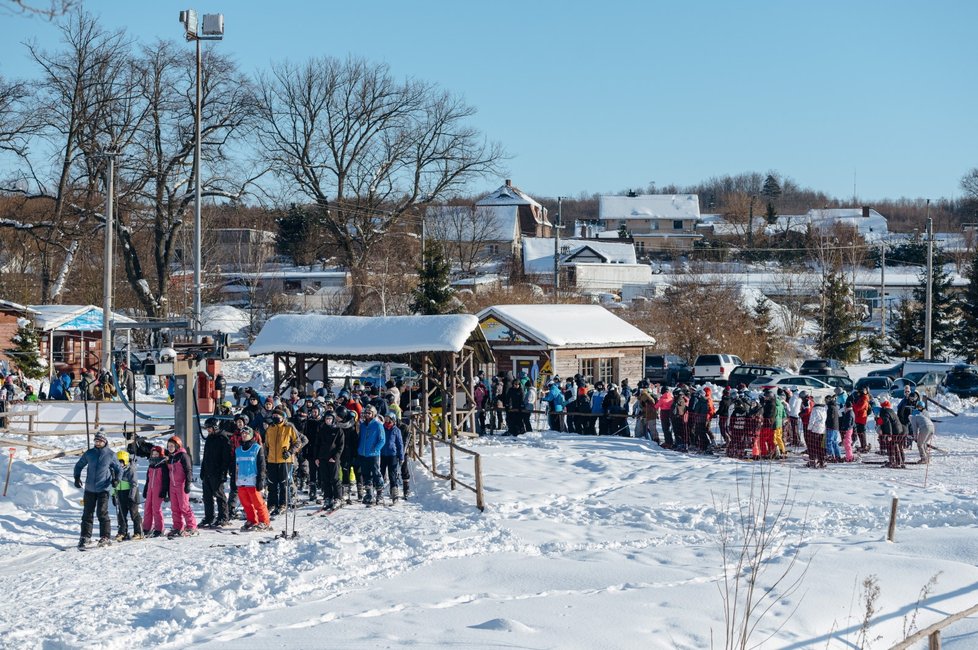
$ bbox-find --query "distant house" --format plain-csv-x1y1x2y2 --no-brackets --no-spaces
705,206,890,243
29,304,135,379
521,237,651,292
598,194,703,253
426,179,551,267
217,267,351,311
209,229,278,270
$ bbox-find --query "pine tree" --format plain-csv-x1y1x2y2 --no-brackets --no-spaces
888,301,922,359
5,318,46,379
410,239,458,315
817,271,859,362
955,248,978,362
864,332,889,363
911,248,957,359
762,174,781,225
617,224,629,239
276,204,325,266
752,296,777,364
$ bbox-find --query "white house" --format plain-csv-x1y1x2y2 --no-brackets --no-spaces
521,237,651,293
598,194,703,253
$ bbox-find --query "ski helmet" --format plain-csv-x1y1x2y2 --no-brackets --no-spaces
116,450,130,465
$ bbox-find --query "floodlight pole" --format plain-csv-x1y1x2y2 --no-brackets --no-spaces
179,9,224,335
924,200,933,359
553,197,562,295
101,150,119,375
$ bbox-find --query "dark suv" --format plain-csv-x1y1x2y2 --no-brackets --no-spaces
644,353,692,385
799,359,849,378
727,364,789,389
942,365,978,398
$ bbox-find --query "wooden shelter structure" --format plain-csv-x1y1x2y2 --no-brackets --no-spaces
249,314,494,439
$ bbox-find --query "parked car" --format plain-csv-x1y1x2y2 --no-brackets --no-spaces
868,360,957,379
809,374,854,393
359,363,420,387
854,376,893,399
727,364,789,389
692,354,744,385
748,374,835,401
644,353,693,385
799,358,848,378
890,372,943,399
942,365,978,398
867,362,904,379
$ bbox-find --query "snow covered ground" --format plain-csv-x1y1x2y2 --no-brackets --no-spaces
1,368,978,648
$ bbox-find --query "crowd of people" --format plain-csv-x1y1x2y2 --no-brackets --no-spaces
476,371,938,470
72,379,413,549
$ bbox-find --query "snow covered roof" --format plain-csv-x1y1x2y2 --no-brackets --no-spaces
476,181,543,209
0,299,36,315
522,237,637,275
425,205,520,243
806,208,888,242
477,304,655,348
599,194,700,221
29,305,135,332
249,313,492,360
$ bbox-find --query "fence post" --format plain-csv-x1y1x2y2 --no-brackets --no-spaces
887,497,899,542
94,401,100,427
27,413,34,458
430,430,436,475
474,454,484,511
929,630,940,650
449,440,456,490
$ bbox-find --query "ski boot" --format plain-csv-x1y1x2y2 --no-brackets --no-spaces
390,486,399,504
344,485,353,505
363,488,373,507
97,537,112,548
166,528,184,539
78,537,91,550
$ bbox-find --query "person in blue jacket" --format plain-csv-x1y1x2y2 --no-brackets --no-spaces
73,429,122,549
379,414,404,503
48,370,72,401
357,405,386,506
542,383,566,432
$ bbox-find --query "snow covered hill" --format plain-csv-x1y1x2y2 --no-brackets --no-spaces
2,401,978,648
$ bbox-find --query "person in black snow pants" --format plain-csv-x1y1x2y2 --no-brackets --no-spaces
379,414,405,503
112,449,143,541
335,405,362,504
199,417,232,527
314,407,345,510
73,430,121,549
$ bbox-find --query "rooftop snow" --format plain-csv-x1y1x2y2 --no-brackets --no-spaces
476,182,543,209
249,313,485,357
599,194,700,221
29,304,135,332
522,237,638,275
478,304,655,348
425,205,519,242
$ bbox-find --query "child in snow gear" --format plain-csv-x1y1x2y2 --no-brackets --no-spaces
379,414,404,503
142,445,168,537
165,436,198,537
233,426,271,530
877,401,906,468
73,431,122,549
113,450,143,541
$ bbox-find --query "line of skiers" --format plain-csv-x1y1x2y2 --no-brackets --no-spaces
71,381,412,548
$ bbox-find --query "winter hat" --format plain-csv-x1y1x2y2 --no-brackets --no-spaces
881,400,891,408
93,430,108,445
577,387,588,397
167,435,183,449
150,445,164,457
116,450,130,465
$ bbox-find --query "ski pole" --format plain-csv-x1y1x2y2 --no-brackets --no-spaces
2,447,14,497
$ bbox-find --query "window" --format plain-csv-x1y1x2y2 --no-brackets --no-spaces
636,241,645,252
283,279,301,292
598,358,615,384
673,220,684,230
487,244,500,255
579,358,594,383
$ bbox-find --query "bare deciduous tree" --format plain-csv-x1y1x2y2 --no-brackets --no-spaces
427,204,505,275
255,56,503,315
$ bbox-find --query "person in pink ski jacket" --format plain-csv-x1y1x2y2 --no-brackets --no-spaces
655,388,675,448
142,445,169,537
165,436,198,537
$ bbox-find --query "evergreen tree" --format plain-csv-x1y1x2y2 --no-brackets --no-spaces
817,271,859,362
275,204,325,266
888,301,922,359
762,174,781,225
617,224,629,239
864,332,889,363
955,248,978,362
410,239,458,315
752,296,777,364
5,318,46,379
911,248,957,359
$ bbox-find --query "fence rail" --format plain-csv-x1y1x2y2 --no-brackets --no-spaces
891,601,978,650
408,415,484,512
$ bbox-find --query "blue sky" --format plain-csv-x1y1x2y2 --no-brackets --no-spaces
2,0,976,202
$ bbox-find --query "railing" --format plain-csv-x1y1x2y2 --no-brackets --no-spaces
407,414,485,512
890,602,978,650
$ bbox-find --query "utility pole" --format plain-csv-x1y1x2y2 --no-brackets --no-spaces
101,150,119,375
553,197,562,295
879,242,886,340
924,200,933,359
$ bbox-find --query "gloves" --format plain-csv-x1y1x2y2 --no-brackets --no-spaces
74,478,82,489
184,483,191,494
112,494,118,507
282,449,291,460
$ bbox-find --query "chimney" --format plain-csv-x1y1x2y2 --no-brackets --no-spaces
862,206,870,218
505,179,512,188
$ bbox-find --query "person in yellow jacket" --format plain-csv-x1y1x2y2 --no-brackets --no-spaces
263,408,303,516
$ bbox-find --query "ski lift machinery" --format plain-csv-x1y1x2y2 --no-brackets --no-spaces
110,319,231,464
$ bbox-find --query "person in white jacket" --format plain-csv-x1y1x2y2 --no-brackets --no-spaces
786,389,802,446
910,407,935,464
806,402,827,468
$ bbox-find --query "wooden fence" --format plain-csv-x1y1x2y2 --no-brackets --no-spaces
407,413,485,512
890,602,978,650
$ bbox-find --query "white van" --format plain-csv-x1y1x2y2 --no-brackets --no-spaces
902,361,958,377
693,354,744,385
